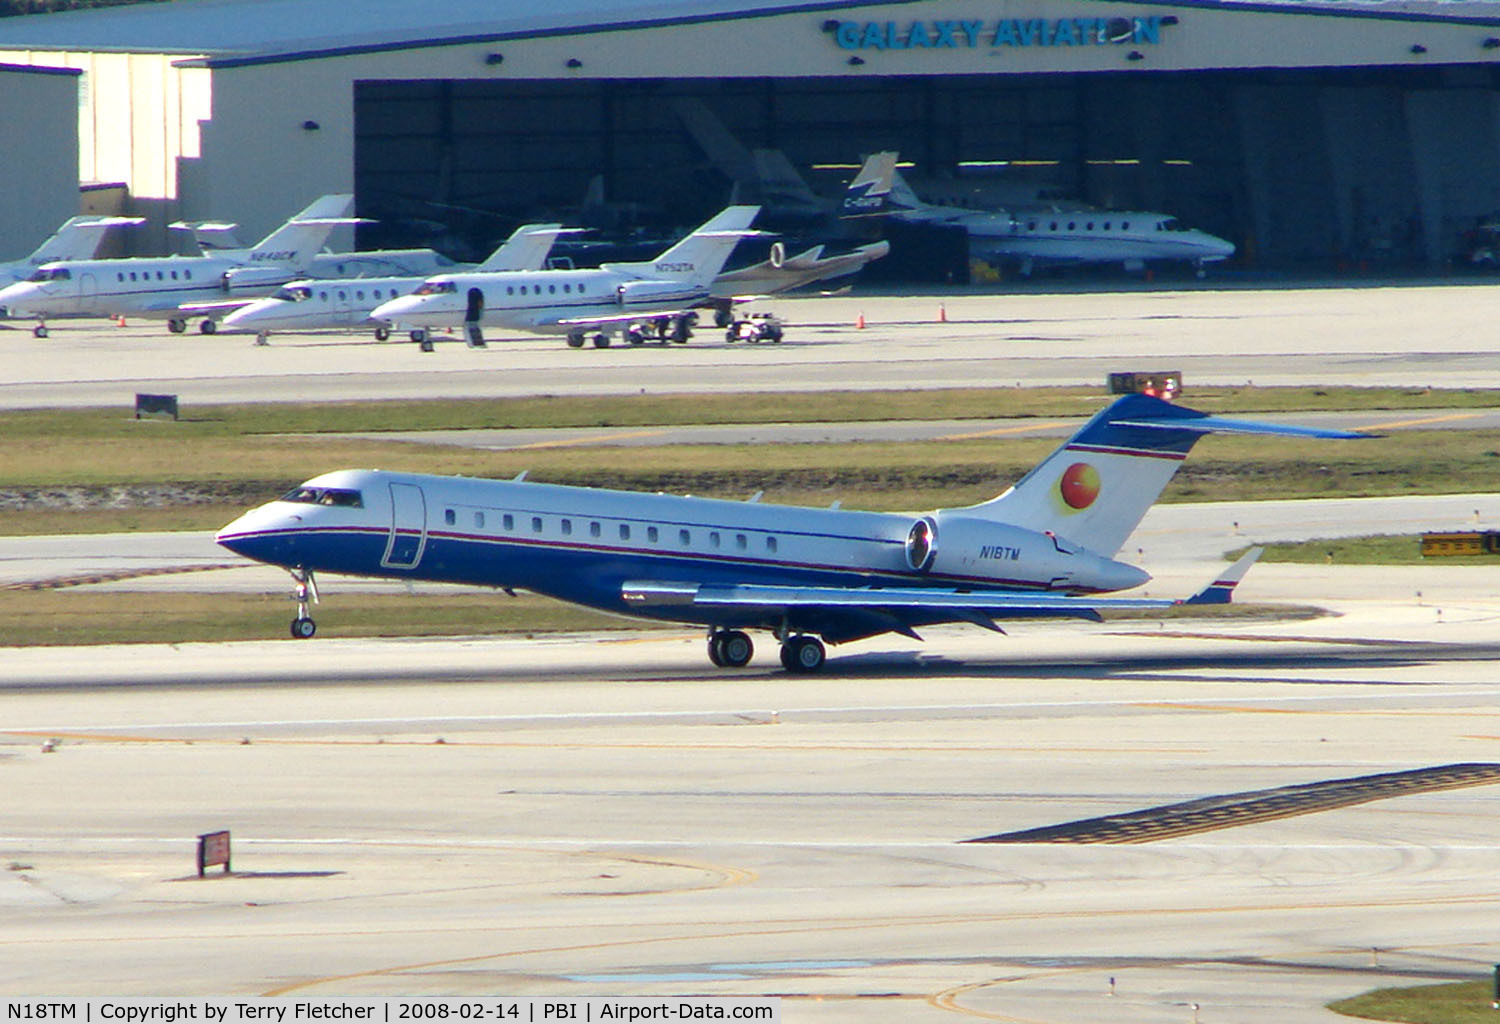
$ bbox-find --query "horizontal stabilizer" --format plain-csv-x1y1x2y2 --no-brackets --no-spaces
1114,414,1370,441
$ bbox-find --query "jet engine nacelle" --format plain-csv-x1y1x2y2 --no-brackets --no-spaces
222,265,296,294
615,280,698,307
908,512,1149,593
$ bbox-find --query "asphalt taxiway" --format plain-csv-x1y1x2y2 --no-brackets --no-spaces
4,606,1500,1021
5,279,1500,408
7,280,1500,1019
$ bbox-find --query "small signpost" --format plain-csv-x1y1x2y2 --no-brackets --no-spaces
197,830,231,877
1421,531,1500,557
134,393,179,420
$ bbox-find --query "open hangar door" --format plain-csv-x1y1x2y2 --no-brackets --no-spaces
352,69,1500,274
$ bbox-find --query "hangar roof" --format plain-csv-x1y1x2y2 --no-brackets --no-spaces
1,0,1498,61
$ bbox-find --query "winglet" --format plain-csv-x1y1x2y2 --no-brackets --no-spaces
1183,546,1264,605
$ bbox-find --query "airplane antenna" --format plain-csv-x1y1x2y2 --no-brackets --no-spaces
513,470,529,482
747,490,763,503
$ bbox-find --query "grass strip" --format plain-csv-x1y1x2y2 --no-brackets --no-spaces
5,385,1500,440
5,426,1500,536
1329,979,1496,1022
0,590,632,647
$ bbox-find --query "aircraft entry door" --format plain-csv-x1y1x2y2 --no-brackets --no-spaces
381,482,427,569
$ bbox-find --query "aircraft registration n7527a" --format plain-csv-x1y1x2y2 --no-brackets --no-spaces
216,394,1365,672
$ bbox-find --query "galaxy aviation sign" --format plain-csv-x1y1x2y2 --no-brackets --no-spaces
828,14,1173,51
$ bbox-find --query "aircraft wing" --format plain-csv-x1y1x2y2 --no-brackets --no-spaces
622,551,1262,641
553,306,705,328
623,580,1173,615
711,240,889,297
175,298,259,314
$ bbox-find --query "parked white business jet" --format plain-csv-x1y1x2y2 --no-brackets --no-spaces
843,151,1235,277
216,393,1362,672
369,206,760,350
0,195,355,337
220,224,577,345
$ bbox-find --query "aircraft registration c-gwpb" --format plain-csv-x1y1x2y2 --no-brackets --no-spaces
216,394,1364,673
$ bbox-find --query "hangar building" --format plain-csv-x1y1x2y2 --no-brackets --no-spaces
3,0,1500,272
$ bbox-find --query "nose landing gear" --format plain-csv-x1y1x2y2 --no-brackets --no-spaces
289,566,319,639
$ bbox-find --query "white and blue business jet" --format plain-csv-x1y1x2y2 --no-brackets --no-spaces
216,394,1362,672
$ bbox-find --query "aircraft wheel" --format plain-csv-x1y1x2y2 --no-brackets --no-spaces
409,329,425,344
199,319,217,335
780,635,825,673
567,332,585,348
627,329,645,346
713,308,732,328
707,635,726,667
290,616,317,640
374,326,390,342
167,318,186,334
592,334,610,348
32,325,48,339
420,338,434,353
717,629,756,668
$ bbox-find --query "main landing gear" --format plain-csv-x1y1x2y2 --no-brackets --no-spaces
706,628,826,673
289,566,319,639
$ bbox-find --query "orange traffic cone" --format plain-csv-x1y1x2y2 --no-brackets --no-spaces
938,304,947,323
855,312,866,329
115,315,126,327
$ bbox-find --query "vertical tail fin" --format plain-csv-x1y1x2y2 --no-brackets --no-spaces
26,216,143,265
603,205,761,286
961,394,1367,557
841,152,897,217
475,223,585,271
246,194,358,268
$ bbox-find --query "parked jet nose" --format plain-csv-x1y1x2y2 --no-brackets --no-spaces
0,280,42,314
1197,230,1236,261
370,293,422,321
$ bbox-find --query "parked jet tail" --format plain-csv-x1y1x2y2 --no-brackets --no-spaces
964,394,1370,557
840,152,898,217
26,215,145,266
242,194,358,266
604,205,762,288
474,223,584,271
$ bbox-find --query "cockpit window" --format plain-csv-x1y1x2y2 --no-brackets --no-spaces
1160,218,1187,232
280,486,364,508
26,266,71,282
273,285,313,302
413,280,456,296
